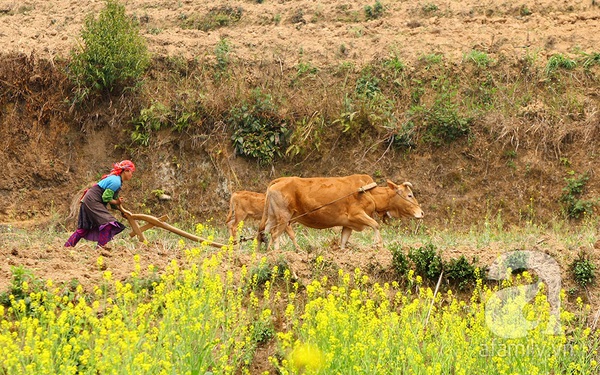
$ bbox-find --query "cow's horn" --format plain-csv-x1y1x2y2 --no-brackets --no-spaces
402,182,413,188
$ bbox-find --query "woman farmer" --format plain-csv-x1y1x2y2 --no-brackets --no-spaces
65,160,135,250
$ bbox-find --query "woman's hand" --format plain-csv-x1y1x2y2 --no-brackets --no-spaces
110,197,124,205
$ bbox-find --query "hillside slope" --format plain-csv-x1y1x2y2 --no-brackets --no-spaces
0,0,599,227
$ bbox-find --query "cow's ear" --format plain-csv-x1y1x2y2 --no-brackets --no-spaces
387,180,398,189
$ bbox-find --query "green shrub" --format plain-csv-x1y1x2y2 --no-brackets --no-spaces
503,251,530,274
389,244,410,278
68,0,150,99
392,98,472,150
410,101,472,146
296,61,319,78
420,53,444,65
570,252,596,288
131,102,170,146
422,3,439,14
286,114,326,158
214,38,232,79
131,100,199,146
382,54,405,75
364,1,384,20
408,244,443,282
355,73,381,99
390,122,417,149
249,262,272,287
229,89,288,165
445,256,478,291
560,172,596,219
410,80,425,104
251,319,275,345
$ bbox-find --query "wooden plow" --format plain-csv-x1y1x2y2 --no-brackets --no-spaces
117,204,227,249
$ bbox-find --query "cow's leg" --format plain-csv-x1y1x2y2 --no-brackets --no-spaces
341,227,353,249
226,199,236,239
372,227,383,249
266,224,282,251
270,216,292,252
226,216,237,239
350,213,383,249
257,200,271,250
284,224,301,252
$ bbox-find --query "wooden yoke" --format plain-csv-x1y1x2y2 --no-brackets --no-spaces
117,204,226,249
358,182,378,193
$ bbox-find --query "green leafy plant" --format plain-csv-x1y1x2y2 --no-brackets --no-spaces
229,89,288,165
389,244,410,279
560,172,595,219
355,73,381,99
214,38,231,79
286,113,326,158
296,61,319,78
408,244,443,282
421,53,443,65
464,49,494,68
503,251,530,274
249,261,272,287
408,100,472,146
545,53,577,75
131,97,199,145
131,102,170,146
581,51,600,69
570,252,596,288
0,266,44,308
382,54,406,77
422,3,439,14
364,1,384,20
445,256,478,291
336,87,395,135
251,318,275,345
68,0,150,100
390,121,417,149
519,5,532,16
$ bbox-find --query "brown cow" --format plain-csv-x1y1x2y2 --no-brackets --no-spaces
257,174,424,251
226,191,266,238
226,190,295,242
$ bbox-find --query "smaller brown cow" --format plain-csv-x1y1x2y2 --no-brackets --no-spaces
226,191,295,242
226,191,266,238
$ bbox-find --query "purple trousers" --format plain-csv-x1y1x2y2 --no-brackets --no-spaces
64,221,125,248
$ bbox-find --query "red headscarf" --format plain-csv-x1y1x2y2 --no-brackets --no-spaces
102,160,136,179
